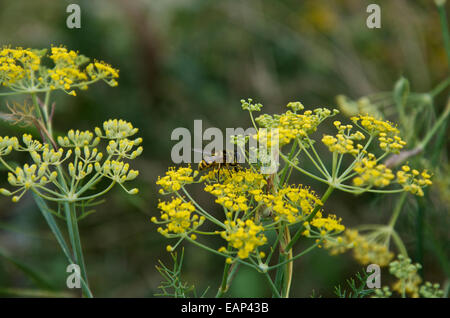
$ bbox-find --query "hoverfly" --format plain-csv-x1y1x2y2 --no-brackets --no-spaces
193,148,241,179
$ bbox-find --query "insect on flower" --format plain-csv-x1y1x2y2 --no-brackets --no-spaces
194,148,242,179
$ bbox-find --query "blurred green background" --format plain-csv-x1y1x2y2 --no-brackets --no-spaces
0,0,448,297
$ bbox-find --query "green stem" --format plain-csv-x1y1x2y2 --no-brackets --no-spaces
266,228,284,265
280,225,293,298
384,193,409,257
248,111,258,130
268,241,319,270
216,260,232,298
68,203,89,296
388,192,407,229
307,137,330,176
184,236,257,270
280,153,328,184
0,157,15,172
279,140,298,186
179,188,225,228
337,136,374,182
392,230,408,257
33,194,93,297
77,181,115,201
264,272,281,298
298,140,330,179
331,152,338,178
415,195,425,277
63,202,90,297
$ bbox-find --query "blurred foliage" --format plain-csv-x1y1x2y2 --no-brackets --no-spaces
0,0,448,297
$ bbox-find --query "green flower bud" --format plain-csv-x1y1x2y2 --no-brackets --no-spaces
0,188,12,196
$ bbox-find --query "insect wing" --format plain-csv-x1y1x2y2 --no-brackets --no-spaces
203,153,223,164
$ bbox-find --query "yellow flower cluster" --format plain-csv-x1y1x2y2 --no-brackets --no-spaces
22,133,45,152
252,185,322,224
0,136,19,155
0,119,142,202
95,160,139,185
306,213,345,237
352,158,432,196
30,146,71,166
7,164,57,201
204,169,266,213
322,121,365,156
325,229,394,266
0,134,61,201
47,47,89,94
86,61,119,86
220,219,267,259
255,105,338,146
156,166,196,194
351,114,406,153
353,154,395,188
96,119,139,140
396,165,432,197
58,129,100,148
106,138,143,159
0,47,40,86
153,198,204,236
0,46,119,96
59,119,142,188
155,160,335,261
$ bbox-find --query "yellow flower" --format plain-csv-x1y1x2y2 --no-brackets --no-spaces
157,166,196,194
95,160,139,186
204,168,266,214
97,119,139,139
47,47,88,92
21,134,45,152
0,136,19,155
0,47,40,86
351,114,406,153
253,185,322,224
353,154,395,188
221,219,267,259
106,138,143,159
0,45,119,96
86,61,119,86
254,106,338,146
4,163,57,202
310,213,345,235
154,198,204,236
396,165,432,197
58,129,100,148
322,121,365,156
